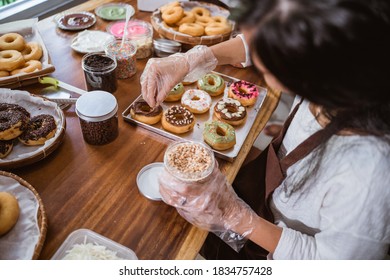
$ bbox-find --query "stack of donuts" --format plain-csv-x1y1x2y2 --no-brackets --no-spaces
0,103,57,159
160,1,232,37
0,32,43,78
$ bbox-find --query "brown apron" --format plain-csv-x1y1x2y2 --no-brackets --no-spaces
201,99,338,259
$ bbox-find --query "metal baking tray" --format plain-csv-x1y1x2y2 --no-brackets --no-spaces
122,72,267,161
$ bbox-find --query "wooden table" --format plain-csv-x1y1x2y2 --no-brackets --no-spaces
10,0,280,259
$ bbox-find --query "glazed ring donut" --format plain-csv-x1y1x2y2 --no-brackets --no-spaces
165,83,185,102
214,97,247,126
0,110,29,140
0,50,25,72
197,73,225,96
0,192,20,236
130,100,163,125
195,16,215,27
160,1,181,13
21,42,43,61
19,114,57,146
162,6,184,25
179,23,204,37
203,120,236,150
228,80,260,106
177,11,196,25
0,140,13,159
212,16,228,25
181,89,212,114
0,33,25,51
205,22,231,36
191,7,211,18
11,60,42,75
0,103,31,118
0,70,9,77
162,105,195,134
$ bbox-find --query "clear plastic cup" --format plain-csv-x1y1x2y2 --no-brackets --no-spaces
105,39,137,79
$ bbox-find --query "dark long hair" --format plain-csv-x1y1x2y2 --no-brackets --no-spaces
232,0,390,193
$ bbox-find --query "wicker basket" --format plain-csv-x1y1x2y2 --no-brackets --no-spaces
151,1,235,49
0,171,47,259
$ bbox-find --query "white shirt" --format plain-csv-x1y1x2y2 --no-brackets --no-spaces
270,98,390,259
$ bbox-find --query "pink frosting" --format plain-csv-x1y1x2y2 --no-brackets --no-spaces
230,80,259,99
109,21,148,38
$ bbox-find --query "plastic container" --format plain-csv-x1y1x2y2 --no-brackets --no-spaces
107,20,153,59
51,229,138,260
75,91,119,145
163,141,215,182
81,52,117,93
153,38,181,57
105,39,137,79
95,3,135,21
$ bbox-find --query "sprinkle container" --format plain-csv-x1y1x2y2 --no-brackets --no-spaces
105,39,137,79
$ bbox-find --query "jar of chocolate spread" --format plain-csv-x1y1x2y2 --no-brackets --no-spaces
81,52,117,93
75,91,118,145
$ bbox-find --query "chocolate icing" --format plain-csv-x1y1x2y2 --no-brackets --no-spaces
0,111,27,132
0,140,12,155
165,105,194,126
131,100,162,117
0,103,30,118
19,114,56,142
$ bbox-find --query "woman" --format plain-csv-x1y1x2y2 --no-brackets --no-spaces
140,0,390,259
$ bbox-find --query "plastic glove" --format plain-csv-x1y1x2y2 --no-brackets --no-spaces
159,160,258,252
140,45,218,108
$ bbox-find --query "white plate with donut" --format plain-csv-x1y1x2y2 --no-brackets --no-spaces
0,88,66,169
0,171,46,260
122,71,267,162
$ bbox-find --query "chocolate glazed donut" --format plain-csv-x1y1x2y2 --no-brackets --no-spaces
0,140,13,158
130,100,163,125
19,114,57,146
0,110,29,140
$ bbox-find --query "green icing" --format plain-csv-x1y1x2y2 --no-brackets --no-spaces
198,74,224,93
98,6,126,20
203,121,235,144
169,83,184,95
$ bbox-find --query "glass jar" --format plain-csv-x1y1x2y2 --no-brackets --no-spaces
105,39,137,79
75,91,118,145
81,52,117,93
163,141,215,183
107,20,153,59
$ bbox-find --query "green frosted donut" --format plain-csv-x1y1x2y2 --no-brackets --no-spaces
203,120,236,150
197,73,225,96
165,83,185,102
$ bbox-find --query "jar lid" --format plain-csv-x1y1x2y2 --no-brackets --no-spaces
76,91,118,122
153,39,181,53
136,162,164,201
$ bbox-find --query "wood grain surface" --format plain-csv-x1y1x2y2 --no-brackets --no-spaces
7,0,280,259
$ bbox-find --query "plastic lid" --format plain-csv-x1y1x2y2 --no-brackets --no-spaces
136,162,164,201
153,39,181,53
76,91,118,122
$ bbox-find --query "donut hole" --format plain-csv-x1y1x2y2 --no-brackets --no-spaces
174,114,185,121
216,126,226,136
238,87,249,95
5,37,15,43
207,78,215,85
3,53,12,59
140,105,152,112
24,46,32,55
191,96,200,101
226,105,237,113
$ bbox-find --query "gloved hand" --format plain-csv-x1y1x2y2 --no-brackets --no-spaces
140,45,218,108
159,160,258,251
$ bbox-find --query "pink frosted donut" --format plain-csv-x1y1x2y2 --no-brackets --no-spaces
228,80,259,106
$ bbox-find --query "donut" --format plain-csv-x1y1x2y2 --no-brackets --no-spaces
130,100,163,125
21,42,43,61
0,103,31,118
228,80,260,106
160,1,181,13
205,22,232,36
162,6,184,25
19,114,57,145
0,70,9,77
181,89,212,114
203,120,236,151
214,97,247,126
0,33,25,51
162,21,179,32
165,83,185,102
191,7,211,18
0,192,20,236
178,23,204,37
11,60,42,75
0,50,25,72
162,105,195,134
212,16,228,25
177,11,196,25
0,110,29,140
195,16,215,27
197,73,225,96
0,140,13,159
